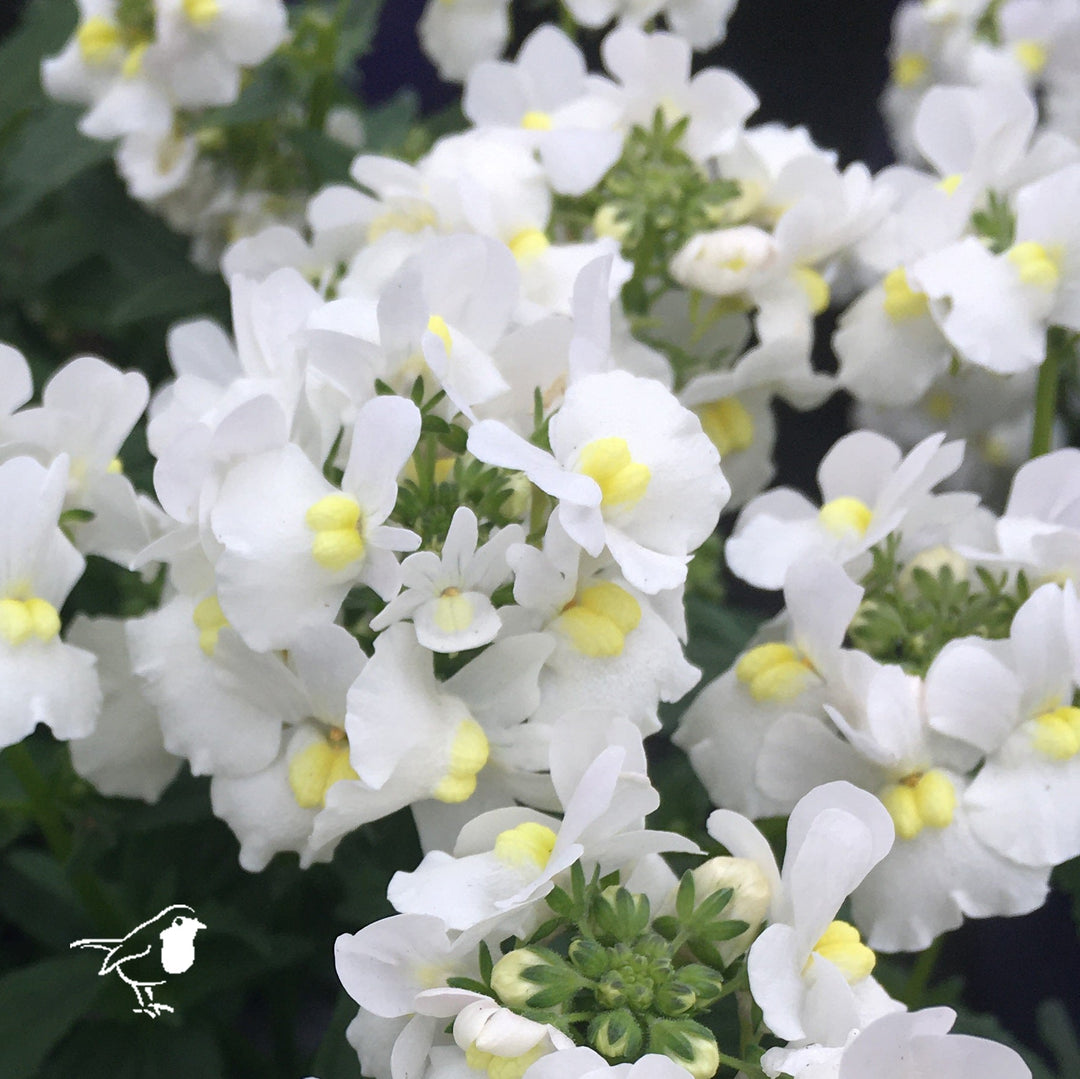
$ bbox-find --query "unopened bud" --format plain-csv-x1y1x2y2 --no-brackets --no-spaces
595,886,651,942
654,979,696,1016
491,949,546,1009
568,938,609,980
689,856,770,964
588,1009,643,1060
898,545,969,598
593,204,631,243
676,965,724,1009
596,970,628,1009
648,1019,720,1079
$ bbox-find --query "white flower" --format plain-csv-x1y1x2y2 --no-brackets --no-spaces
709,782,900,1047
0,455,100,749
370,508,523,653
210,395,421,650
418,0,510,82
469,370,729,593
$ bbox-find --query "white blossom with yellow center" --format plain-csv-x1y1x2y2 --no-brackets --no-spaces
370,506,524,653
469,370,729,593
0,454,102,751
711,782,898,1048
210,395,421,651
727,429,963,591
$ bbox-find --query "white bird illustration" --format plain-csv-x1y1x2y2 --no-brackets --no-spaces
70,904,206,1017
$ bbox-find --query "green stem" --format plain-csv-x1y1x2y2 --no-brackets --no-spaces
716,1049,764,1078
903,935,942,1009
5,742,71,860
1030,333,1063,459
557,3,578,40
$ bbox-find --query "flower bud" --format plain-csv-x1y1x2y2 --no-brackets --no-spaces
688,856,770,964
648,1019,721,1079
595,885,651,942
669,226,777,297
898,545,969,598
676,965,724,1009
596,970,628,1009
654,979,697,1017
491,949,547,1009
588,1009,644,1060
568,938,609,980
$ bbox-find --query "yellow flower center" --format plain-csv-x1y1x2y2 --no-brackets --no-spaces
810,920,876,983
427,314,453,355
306,494,366,572
794,266,831,316
880,769,956,841
288,732,358,809
1013,39,1048,75
121,41,149,78
367,204,437,243
1007,241,1062,290
556,581,642,658
183,0,220,25
892,52,929,87
1031,706,1080,760
521,110,553,131
433,588,476,635
882,267,929,323
0,597,61,646
577,437,650,509
509,228,550,264
493,821,558,868
192,594,228,657
432,718,490,803
77,16,122,63
697,397,755,457
466,1042,548,1079
735,642,816,702
818,497,873,539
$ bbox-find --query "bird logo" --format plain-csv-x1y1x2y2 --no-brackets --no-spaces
70,904,206,1018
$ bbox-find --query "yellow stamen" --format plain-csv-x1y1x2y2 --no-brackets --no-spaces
306,494,365,572
698,397,755,457
818,497,873,539
811,920,876,983
936,173,963,196
433,590,475,635
183,0,220,25
577,437,650,508
521,110,553,131
1007,242,1062,289
882,267,929,322
1013,39,1048,75
192,594,228,657
288,736,358,809
493,821,558,868
795,266,831,316
880,769,956,840
0,597,60,646
509,228,550,264
433,718,490,803
122,42,149,79
427,314,453,355
892,52,929,87
77,17,121,64
1032,706,1080,760
556,581,642,658
735,642,815,702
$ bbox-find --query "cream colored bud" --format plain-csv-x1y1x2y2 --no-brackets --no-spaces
691,856,771,963
490,948,545,1009
898,545,969,598
669,226,777,297
592,204,631,243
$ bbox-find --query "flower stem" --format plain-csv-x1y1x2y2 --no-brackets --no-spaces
903,934,942,1009
1030,329,1070,458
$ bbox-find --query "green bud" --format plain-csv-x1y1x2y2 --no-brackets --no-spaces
568,938,609,980
653,980,696,1017
588,1009,643,1060
676,965,724,1009
596,970,628,1009
648,1019,721,1079
490,949,548,1009
623,980,653,1012
594,886,651,942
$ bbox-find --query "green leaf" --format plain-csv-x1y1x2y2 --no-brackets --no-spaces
0,849,93,949
675,870,696,923
0,106,113,231
336,0,386,68
0,954,105,1079
0,0,77,136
